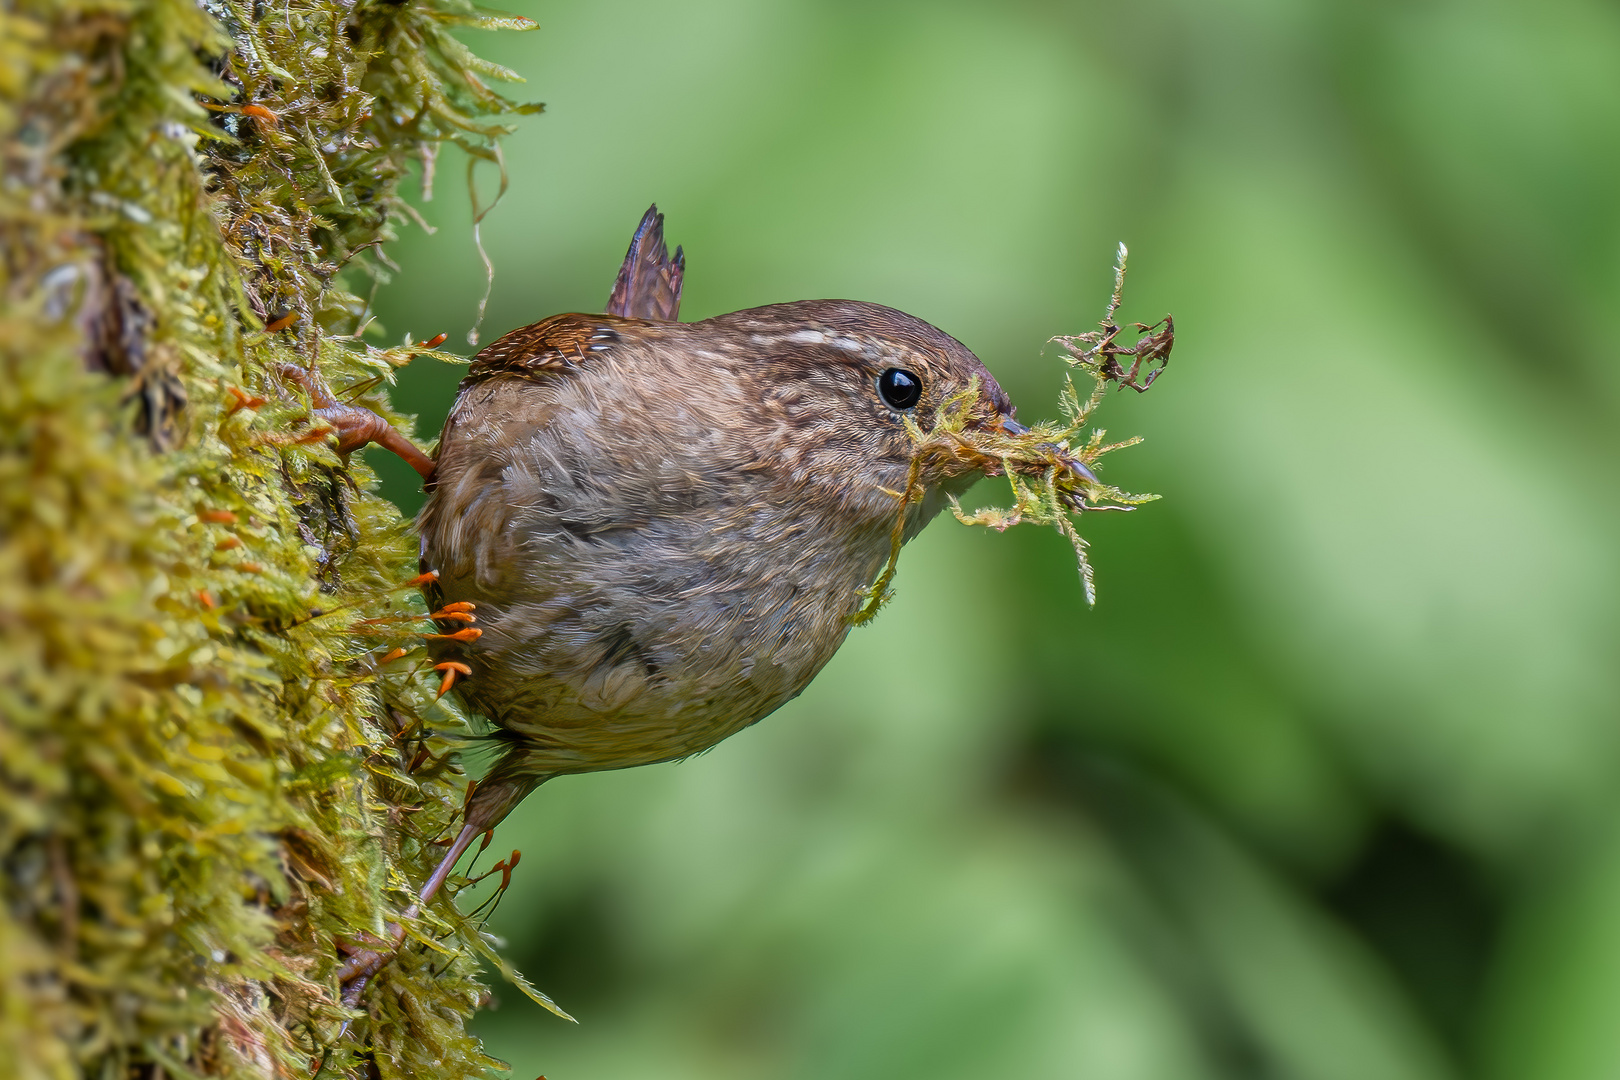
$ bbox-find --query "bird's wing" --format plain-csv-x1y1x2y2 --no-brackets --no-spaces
465,313,621,381
605,204,684,322
467,206,680,380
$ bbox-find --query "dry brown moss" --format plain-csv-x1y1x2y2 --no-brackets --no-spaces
1,0,544,1076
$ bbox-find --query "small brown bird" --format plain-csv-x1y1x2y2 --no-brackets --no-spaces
333,206,1071,988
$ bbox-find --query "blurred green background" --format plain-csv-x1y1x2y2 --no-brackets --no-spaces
365,1,1620,1077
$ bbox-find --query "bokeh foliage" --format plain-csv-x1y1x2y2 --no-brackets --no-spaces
366,2,1620,1079
0,0,539,1075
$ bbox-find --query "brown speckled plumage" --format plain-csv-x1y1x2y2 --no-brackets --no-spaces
421,297,1013,825
337,209,1024,987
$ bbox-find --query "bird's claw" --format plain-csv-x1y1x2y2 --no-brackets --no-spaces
334,926,405,1005
278,364,437,481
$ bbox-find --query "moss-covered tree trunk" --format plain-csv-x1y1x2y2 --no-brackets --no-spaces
0,0,547,1076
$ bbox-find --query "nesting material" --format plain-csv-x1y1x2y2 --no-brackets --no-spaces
855,245,1172,622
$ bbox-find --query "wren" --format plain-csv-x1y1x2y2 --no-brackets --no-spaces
333,206,1073,990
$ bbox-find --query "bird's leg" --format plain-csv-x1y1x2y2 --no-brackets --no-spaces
336,769,545,1003
279,364,437,482
334,816,484,1005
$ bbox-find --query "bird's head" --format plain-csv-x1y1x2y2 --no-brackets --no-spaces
700,299,1076,541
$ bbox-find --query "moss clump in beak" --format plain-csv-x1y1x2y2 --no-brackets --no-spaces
855,244,1172,622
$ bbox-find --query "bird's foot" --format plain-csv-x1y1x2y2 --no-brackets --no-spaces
335,922,407,1007
279,364,437,481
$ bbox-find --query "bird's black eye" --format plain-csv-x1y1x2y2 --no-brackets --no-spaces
877,367,922,411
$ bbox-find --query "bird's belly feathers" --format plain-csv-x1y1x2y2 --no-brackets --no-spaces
417,379,895,777
426,521,880,776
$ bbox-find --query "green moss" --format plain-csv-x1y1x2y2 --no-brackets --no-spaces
0,0,542,1075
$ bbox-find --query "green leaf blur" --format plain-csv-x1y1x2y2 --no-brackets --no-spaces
369,2,1620,1078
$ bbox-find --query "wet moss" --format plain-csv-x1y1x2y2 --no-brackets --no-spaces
1,0,541,1075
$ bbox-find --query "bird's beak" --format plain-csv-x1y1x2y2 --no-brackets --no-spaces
998,415,1099,486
